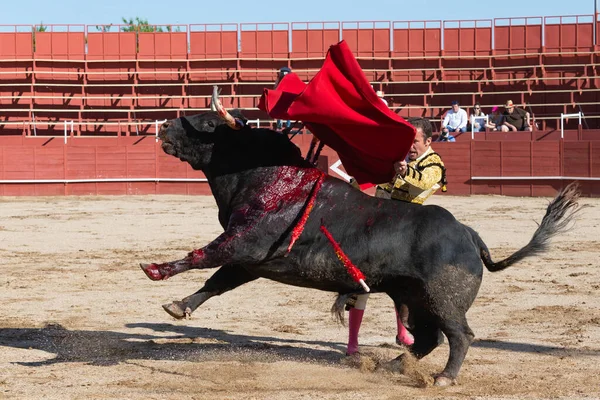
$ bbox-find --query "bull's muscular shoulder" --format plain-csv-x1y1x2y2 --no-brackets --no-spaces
211,128,309,173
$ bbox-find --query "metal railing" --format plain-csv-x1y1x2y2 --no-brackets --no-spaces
0,118,278,137
471,176,600,181
0,177,208,184
1,114,596,137
560,112,583,138
470,115,489,139
154,119,167,142
0,14,598,56
62,120,74,143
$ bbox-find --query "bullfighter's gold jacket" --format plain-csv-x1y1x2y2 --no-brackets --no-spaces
377,147,446,205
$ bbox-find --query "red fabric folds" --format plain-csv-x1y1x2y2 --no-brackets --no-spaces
258,40,416,188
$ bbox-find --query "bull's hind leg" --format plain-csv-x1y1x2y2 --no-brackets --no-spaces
420,262,481,386
402,309,444,359
163,264,258,319
409,324,444,359
434,316,474,387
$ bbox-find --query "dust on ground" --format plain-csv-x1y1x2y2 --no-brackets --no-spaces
0,193,599,399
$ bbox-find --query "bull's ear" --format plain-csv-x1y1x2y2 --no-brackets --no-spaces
229,109,248,125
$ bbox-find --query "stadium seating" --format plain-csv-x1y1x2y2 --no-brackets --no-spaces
1,16,600,136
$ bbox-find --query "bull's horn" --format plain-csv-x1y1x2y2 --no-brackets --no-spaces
210,85,220,112
210,85,240,130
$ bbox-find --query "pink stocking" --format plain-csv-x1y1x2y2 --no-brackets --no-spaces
347,308,364,355
396,308,414,346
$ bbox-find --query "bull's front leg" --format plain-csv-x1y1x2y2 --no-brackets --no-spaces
162,264,258,319
141,211,270,281
141,233,244,280
141,254,195,281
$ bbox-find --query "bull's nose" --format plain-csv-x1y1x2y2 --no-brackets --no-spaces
160,121,170,133
159,121,170,139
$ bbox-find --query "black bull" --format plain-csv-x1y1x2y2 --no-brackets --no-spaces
140,111,580,386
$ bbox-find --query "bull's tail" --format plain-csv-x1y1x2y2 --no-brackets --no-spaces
331,294,352,326
469,182,583,273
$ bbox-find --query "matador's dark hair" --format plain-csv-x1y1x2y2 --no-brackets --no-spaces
406,117,433,140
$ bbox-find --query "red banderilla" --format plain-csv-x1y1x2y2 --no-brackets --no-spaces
320,224,370,293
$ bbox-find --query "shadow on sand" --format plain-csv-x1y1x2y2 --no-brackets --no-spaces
1,322,596,369
0,322,346,367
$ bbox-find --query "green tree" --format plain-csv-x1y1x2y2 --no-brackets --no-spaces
95,24,113,32
120,17,180,33
118,17,182,51
32,22,48,51
121,17,159,32
88,18,182,51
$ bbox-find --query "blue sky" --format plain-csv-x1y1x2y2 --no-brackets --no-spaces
0,0,597,26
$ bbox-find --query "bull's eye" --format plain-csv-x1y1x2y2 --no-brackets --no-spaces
207,120,215,128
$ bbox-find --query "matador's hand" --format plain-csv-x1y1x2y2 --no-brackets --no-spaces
394,160,408,177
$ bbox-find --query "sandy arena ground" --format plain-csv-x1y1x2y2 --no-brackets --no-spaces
0,191,599,399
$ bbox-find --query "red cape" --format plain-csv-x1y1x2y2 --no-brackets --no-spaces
258,40,416,189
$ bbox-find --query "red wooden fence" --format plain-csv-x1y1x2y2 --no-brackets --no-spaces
1,134,598,197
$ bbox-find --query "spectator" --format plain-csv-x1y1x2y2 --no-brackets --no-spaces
437,130,456,142
441,100,468,136
376,90,388,107
485,106,504,131
501,100,532,132
274,67,292,130
469,102,487,132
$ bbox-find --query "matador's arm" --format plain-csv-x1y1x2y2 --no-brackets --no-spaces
392,154,443,191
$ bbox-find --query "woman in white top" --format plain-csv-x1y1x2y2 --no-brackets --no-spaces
470,102,487,132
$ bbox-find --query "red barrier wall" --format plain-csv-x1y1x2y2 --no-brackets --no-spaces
544,16,595,53
1,134,598,197
189,25,238,58
392,21,442,57
442,20,492,57
34,30,86,59
0,31,33,58
493,17,543,55
291,22,340,58
240,23,289,58
0,136,208,195
341,22,390,57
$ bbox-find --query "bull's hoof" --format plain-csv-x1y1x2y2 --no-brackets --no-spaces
433,375,457,387
140,263,167,281
162,301,191,320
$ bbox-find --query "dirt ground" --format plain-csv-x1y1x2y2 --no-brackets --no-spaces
0,191,599,400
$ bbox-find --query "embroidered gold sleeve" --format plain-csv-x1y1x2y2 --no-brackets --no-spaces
393,154,444,191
